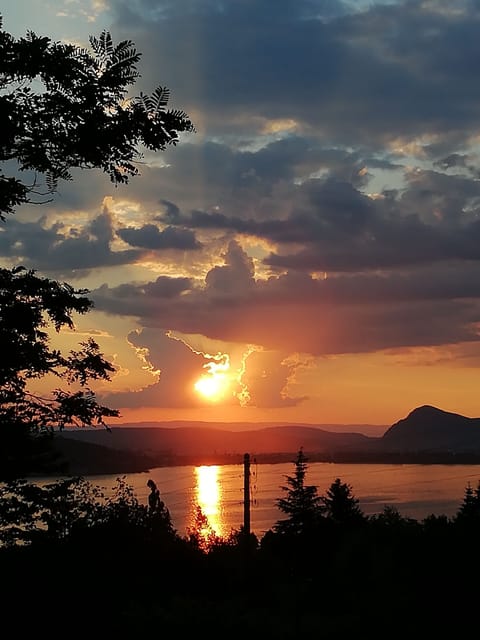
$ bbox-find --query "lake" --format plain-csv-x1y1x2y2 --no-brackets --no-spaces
75,461,480,538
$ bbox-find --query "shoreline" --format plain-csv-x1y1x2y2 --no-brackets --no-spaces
40,449,480,477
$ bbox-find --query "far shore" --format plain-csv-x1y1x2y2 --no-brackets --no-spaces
35,449,480,478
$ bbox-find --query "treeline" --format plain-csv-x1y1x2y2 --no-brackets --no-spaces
1,449,480,636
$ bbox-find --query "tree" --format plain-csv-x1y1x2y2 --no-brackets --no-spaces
0,266,120,479
455,481,480,524
274,448,324,535
0,16,194,478
370,504,417,529
0,15,194,217
322,477,365,526
187,505,224,552
0,475,176,547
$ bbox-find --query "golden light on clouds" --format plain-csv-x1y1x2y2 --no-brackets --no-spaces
167,330,259,406
260,118,298,135
194,353,231,402
388,133,440,158
55,0,109,23
191,344,263,406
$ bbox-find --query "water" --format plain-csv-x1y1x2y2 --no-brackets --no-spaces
73,462,480,538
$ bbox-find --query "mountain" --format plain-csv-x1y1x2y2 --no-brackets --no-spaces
379,405,480,452
109,420,387,437
52,407,480,474
60,424,373,459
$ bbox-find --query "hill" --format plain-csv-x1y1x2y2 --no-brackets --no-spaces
109,419,387,437
60,424,373,459
52,407,480,474
379,405,480,452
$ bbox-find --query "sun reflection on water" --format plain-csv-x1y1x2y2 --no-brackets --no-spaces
194,465,223,537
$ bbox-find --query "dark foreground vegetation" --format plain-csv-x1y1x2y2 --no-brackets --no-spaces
2,449,480,638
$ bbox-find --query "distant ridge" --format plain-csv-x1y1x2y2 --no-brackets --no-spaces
60,424,374,457
109,420,387,437
51,406,480,474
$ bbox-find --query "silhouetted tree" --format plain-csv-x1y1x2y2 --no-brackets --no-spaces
0,14,194,217
186,505,223,552
0,475,180,547
274,448,324,535
0,15,194,477
455,481,480,524
322,477,365,526
0,476,105,546
370,504,418,529
0,266,120,479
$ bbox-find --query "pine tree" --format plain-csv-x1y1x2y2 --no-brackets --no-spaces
322,477,365,526
455,481,480,524
274,448,324,535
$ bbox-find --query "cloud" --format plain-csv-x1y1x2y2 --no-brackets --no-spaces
205,239,255,297
110,0,480,148
101,326,310,410
92,239,480,356
0,207,141,276
117,223,202,250
151,167,480,273
0,201,206,277
102,329,213,409
242,350,309,408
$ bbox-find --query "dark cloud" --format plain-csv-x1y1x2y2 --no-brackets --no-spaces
205,239,255,297
144,276,193,298
157,169,480,272
117,223,202,250
111,0,480,147
0,208,202,277
92,240,480,356
0,209,141,276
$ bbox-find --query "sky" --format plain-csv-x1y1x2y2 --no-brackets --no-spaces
2,0,480,427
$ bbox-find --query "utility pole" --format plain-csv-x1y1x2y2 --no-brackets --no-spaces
243,452,250,537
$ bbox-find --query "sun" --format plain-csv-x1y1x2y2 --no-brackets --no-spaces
194,374,226,401
193,350,234,402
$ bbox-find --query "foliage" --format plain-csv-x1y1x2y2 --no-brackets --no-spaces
2,475,480,634
0,14,194,478
0,476,105,546
0,475,179,547
321,477,365,526
455,480,480,524
273,448,324,535
0,14,195,218
0,266,120,479
369,504,418,529
187,504,224,552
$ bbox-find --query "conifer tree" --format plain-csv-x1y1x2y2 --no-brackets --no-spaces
322,477,365,526
274,448,324,535
455,481,480,523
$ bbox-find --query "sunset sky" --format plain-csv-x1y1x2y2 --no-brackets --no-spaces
3,0,480,427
